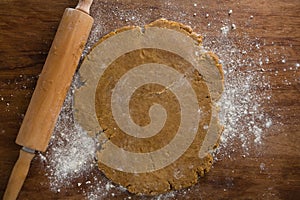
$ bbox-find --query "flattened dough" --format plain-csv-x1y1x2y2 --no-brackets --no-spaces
74,19,224,195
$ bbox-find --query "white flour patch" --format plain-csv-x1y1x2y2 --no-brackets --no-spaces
38,80,98,192
203,34,273,157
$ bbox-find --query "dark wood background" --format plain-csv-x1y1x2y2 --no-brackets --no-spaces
1,0,299,199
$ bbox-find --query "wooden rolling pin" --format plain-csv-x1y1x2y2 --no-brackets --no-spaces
3,1,94,199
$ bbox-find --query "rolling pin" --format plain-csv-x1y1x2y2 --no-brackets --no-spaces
3,0,94,199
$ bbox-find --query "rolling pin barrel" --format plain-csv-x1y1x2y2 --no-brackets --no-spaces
3,1,94,199
16,8,93,152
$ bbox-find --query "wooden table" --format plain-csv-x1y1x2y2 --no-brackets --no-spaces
1,0,299,199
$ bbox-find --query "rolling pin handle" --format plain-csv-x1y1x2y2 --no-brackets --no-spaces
3,148,35,200
75,0,94,14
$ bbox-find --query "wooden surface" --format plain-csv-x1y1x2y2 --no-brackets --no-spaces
0,0,299,199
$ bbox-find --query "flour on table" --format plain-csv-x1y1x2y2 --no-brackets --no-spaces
38,82,98,191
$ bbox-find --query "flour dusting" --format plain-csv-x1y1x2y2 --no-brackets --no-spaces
38,85,98,191
203,34,272,156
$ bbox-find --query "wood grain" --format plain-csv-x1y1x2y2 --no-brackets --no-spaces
0,0,299,199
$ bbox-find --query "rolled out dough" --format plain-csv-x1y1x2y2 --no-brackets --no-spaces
74,19,224,195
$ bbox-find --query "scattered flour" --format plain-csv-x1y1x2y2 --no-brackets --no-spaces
39,84,98,191
36,1,299,199
203,33,273,156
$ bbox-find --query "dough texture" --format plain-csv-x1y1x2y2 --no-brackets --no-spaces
74,19,224,195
